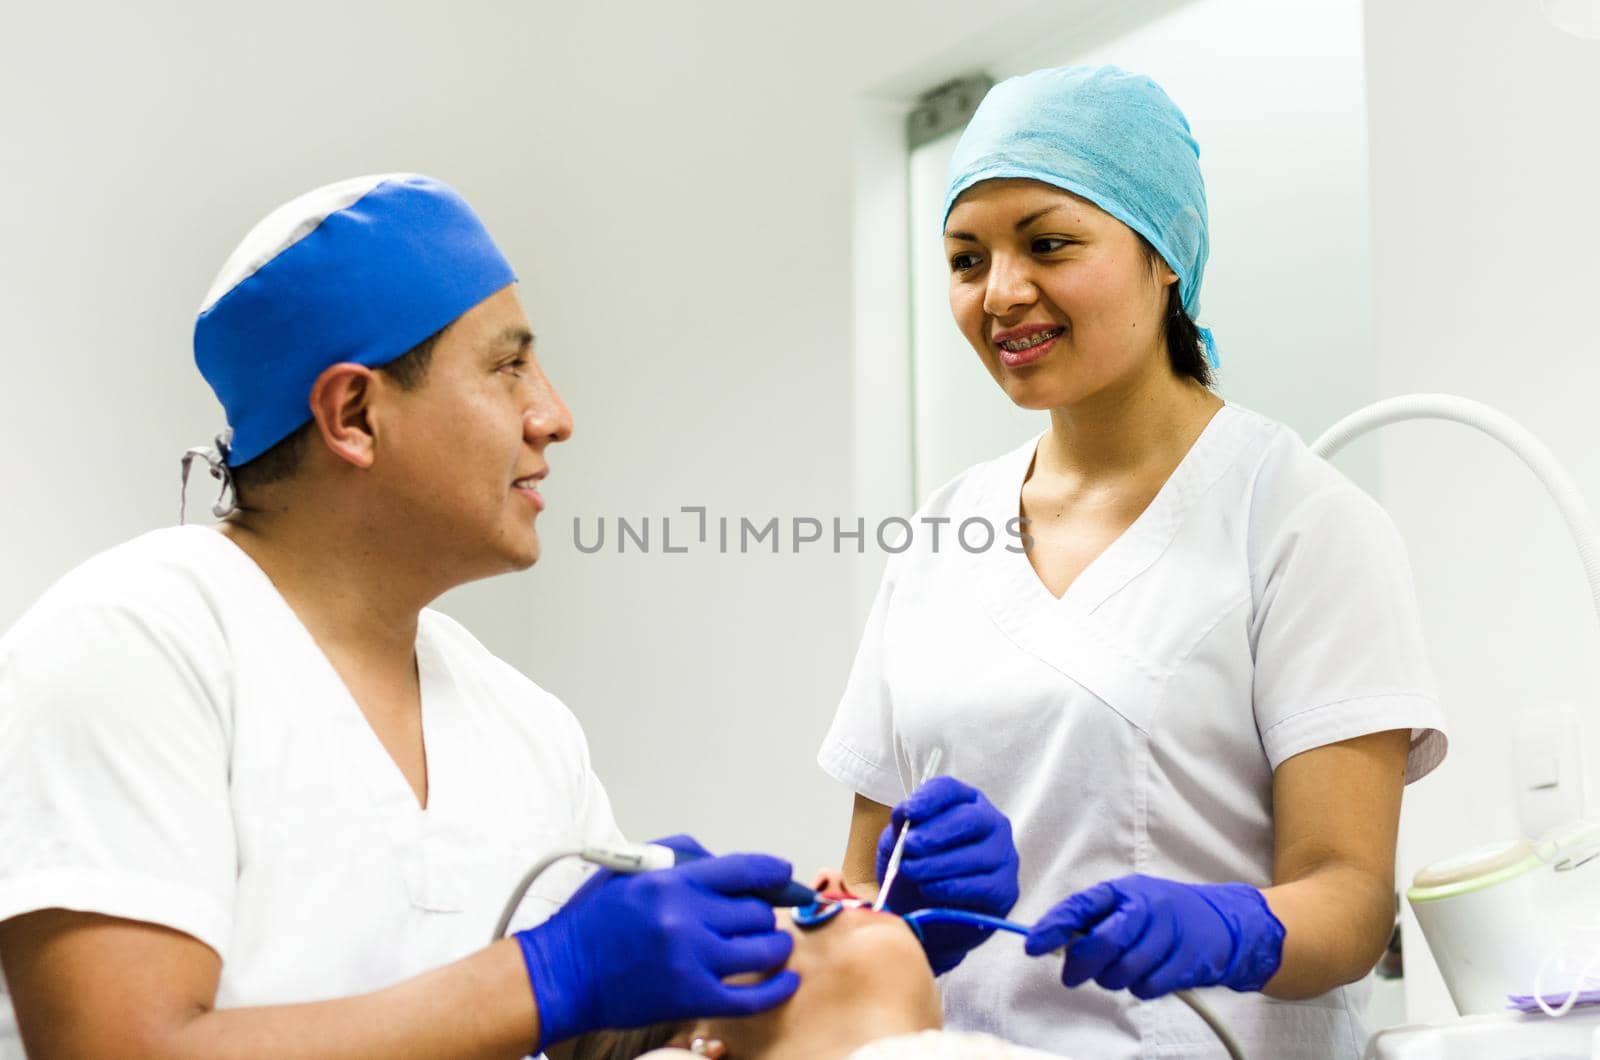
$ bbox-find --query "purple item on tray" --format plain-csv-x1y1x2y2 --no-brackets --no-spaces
1507,989,1600,1012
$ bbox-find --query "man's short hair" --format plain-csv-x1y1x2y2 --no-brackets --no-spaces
230,328,443,502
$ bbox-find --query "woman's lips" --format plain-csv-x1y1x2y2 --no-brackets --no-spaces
995,328,1062,368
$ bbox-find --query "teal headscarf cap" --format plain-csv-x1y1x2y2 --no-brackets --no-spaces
943,65,1216,367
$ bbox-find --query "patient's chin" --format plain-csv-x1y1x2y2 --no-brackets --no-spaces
825,908,941,1023
700,905,941,1058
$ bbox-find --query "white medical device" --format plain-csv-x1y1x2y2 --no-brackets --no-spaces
1407,820,1600,1015
1314,396,1600,1053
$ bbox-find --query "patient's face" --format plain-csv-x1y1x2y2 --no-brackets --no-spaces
683,870,942,1058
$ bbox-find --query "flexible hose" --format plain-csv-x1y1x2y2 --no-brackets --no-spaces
1173,989,1245,1060
1310,393,1600,631
493,847,583,941
902,909,1245,1059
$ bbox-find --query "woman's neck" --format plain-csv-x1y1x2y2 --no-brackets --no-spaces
1039,370,1223,487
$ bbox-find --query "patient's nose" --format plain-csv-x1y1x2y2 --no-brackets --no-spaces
811,867,852,895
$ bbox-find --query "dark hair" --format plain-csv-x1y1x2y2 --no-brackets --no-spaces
569,1024,685,1060
1137,239,1212,388
229,328,444,502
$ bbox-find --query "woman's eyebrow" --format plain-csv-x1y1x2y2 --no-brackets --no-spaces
944,205,1077,241
1015,205,1073,229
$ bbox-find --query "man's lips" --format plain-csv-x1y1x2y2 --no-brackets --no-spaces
512,471,546,511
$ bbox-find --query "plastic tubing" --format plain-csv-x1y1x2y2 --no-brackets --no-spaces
1310,394,1600,631
902,909,1245,1059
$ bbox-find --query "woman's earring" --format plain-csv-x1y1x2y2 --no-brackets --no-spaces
689,1036,726,1057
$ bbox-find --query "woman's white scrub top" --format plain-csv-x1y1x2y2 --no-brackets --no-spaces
819,404,1447,1059
0,526,622,1053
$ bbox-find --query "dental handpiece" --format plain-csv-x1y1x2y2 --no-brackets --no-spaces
495,841,820,942
583,842,818,907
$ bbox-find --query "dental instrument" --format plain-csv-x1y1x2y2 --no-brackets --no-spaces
875,748,944,912
874,827,910,914
493,841,817,942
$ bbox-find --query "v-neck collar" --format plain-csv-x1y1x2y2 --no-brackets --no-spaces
984,403,1251,616
962,405,1256,732
196,527,448,821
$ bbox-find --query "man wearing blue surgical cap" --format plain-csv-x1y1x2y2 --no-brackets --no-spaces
0,175,799,1057
822,67,1447,1056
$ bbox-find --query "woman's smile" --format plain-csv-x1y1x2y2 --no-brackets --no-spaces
993,324,1066,368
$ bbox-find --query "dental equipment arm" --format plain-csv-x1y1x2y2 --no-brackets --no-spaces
1309,393,1600,628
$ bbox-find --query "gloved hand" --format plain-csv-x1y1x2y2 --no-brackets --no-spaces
1024,874,1285,999
876,777,1020,975
515,836,800,1050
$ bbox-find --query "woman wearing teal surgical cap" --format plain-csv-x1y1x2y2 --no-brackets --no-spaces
820,66,1447,1057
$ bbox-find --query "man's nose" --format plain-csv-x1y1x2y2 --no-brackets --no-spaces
982,254,1038,318
524,369,574,446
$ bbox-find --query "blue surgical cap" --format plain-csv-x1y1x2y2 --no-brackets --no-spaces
194,173,517,467
944,65,1216,366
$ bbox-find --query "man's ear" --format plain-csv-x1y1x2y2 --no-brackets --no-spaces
307,363,381,470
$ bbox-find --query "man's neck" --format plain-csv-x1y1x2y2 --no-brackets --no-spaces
216,515,430,671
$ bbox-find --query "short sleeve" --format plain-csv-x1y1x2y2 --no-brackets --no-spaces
817,559,906,808
1250,482,1447,781
522,689,627,921
0,601,237,956
573,752,625,853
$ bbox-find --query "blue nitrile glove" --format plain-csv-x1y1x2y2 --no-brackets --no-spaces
515,836,800,1051
1024,874,1285,999
876,777,1020,975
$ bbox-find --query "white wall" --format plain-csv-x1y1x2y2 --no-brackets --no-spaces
0,0,1050,879
1363,0,1600,1022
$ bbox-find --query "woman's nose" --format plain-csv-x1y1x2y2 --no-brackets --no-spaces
983,254,1038,318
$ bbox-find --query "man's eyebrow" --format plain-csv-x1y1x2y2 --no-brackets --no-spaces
490,327,535,352
943,205,1076,242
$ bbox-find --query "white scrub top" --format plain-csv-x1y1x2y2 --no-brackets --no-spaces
819,404,1447,1060
0,526,622,1053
